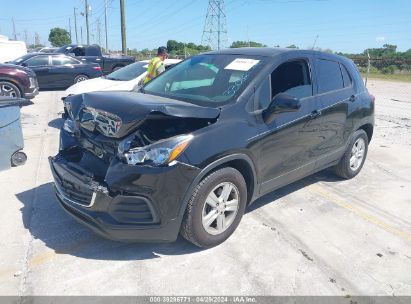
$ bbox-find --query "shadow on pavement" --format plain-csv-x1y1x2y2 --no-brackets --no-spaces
15,182,202,261
48,117,64,129
15,168,342,261
246,168,343,213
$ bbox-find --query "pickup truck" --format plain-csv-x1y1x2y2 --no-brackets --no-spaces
56,44,135,75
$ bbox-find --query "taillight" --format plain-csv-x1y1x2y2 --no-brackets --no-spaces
370,94,375,103
93,66,102,71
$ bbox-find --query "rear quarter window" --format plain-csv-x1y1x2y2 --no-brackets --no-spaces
316,59,344,93
340,63,353,88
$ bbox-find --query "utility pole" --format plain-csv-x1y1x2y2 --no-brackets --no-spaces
202,0,228,50
104,0,109,52
85,0,90,44
246,25,250,47
34,32,40,46
24,29,28,45
12,18,17,40
69,18,72,41
120,0,127,54
73,8,79,44
217,1,220,50
97,18,101,46
80,26,83,44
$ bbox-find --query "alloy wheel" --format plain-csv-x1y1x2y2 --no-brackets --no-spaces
0,83,18,97
201,182,240,235
350,137,366,171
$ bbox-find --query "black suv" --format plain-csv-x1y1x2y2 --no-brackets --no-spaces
49,48,374,248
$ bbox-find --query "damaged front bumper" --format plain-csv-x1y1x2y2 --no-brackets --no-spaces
48,149,200,242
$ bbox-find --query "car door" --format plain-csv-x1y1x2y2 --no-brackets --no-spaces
251,54,324,195
24,55,51,88
50,55,81,87
313,57,355,167
83,45,106,72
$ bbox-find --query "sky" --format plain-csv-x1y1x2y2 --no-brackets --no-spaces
0,0,410,54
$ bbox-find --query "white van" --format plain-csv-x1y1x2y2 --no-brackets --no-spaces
0,35,27,63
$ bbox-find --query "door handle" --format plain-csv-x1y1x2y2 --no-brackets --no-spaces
349,95,356,102
310,110,322,119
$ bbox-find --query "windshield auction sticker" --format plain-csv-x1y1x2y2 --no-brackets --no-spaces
224,58,260,71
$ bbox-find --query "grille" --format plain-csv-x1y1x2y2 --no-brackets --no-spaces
55,175,93,207
110,196,157,224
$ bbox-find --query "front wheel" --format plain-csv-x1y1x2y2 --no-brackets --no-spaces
0,81,21,98
74,74,89,84
334,129,369,179
180,167,247,248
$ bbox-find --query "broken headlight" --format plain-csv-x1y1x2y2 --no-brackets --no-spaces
119,134,193,166
63,119,76,134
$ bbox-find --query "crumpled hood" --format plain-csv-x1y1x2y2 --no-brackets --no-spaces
65,91,220,138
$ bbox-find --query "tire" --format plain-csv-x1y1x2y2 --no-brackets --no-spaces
334,129,368,179
74,75,89,84
0,81,22,98
180,167,247,248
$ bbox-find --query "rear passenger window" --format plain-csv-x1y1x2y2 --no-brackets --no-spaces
52,56,80,65
316,59,344,93
86,46,100,56
340,63,352,88
25,55,49,67
72,47,86,56
271,59,312,100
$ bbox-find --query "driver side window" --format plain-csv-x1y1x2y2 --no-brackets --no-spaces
271,59,312,100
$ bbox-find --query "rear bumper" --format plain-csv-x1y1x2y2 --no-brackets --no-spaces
48,151,200,242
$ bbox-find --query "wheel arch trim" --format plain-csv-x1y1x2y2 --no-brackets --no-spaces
177,153,258,220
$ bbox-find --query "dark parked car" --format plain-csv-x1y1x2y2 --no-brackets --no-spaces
10,53,103,89
0,63,39,98
49,48,374,248
56,44,135,75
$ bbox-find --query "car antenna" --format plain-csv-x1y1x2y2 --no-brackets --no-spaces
365,51,371,88
311,35,319,50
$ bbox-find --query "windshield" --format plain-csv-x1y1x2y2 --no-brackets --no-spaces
105,62,147,81
143,54,266,107
9,54,34,64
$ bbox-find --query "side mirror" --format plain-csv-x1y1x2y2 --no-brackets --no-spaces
263,93,301,123
21,62,28,67
68,53,76,57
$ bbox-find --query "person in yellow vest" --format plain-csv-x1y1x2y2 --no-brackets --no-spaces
143,46,168,84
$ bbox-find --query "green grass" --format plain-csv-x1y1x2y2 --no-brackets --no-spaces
361,73,411,83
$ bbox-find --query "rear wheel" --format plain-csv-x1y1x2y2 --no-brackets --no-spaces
74,74,89,84
0,81,21,98
334,129,368,179
180,167,247,248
